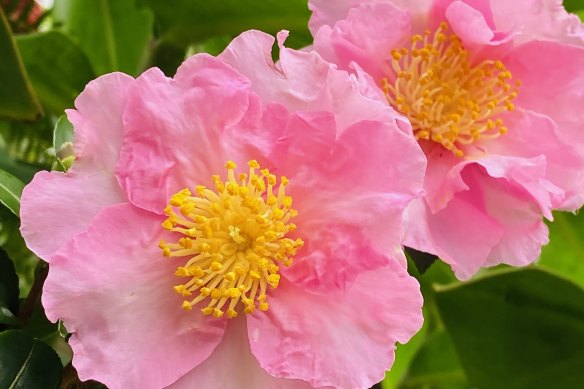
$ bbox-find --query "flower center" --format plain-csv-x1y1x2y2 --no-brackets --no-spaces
382,22,520,157
159,160,303,319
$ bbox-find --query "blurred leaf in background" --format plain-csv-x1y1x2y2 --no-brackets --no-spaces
0,7,42,121
140,0,311,48
539,211,584,288
52,0,153,76
16,31,95,114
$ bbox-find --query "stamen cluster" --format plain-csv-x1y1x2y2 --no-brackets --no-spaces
382,22,520,156
159,160,303,319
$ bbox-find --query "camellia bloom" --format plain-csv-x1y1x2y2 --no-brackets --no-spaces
20,30,426,388
309,0,584,279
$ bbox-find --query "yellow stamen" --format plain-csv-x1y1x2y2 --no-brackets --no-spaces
161,160,302,319
382,22,520,157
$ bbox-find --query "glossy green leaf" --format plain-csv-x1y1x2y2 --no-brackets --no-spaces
0,168,25,216
138,0,312,49
0,247,19,322
538,211,584,288
398,331,468,389
53,0,153,76
0,8,42,121
16,31,95,114
0,330,63,389
435,268,584,389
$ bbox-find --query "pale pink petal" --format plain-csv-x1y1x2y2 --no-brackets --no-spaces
424,147,561,220
247,262,423,389
429,1,515,61
312,2,411,81
20,170,125,260
308,0,370,32
431,0,496,28
66,72,133,173
169,319,316,389
417,142,468,213
504,40,584,152
446,1,494,45
220,30,392,132
486,109,584,211
270,111,336,176
461,167,550,268
405,162,553,279
279,120,425,292
489,0,584,45
403,196,503,280
116,55,253,214
308,0,432,33
43,204,226,389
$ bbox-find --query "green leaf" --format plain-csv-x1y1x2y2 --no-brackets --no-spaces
398,331,468,389
53,0,153,76
0,116,55,174
0,8,42,121
16,31,95,114
0,209,38,297
0,330,63,389
0,306,20,326
0,168,25,216
565,0,584,12
53,115,75,170
538,211,584,288
0,247,19,321
435,268,584,389
138,0,312,49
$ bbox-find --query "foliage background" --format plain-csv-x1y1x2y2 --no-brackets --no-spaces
0,1,583,388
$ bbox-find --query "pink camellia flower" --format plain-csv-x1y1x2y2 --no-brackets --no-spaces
20,30,426,389
309,0,584,279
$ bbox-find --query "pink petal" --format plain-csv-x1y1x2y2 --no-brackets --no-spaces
504,40,584,154
461,166,550,268
431,0,496,29
116,55,254,214
405,162,553,279
43,204,226,389
20,170,125,260
436,1,515,60
169,319,316,389
220,30,391,131
486,109,584,211
247,262,423,389
308,0,432,33
312,2,411,81
418,142,468,213
489,0,584,45
424,146,561,219
280,119,425,292
403,196,503,280
66,72,134,173
308,0,368,32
